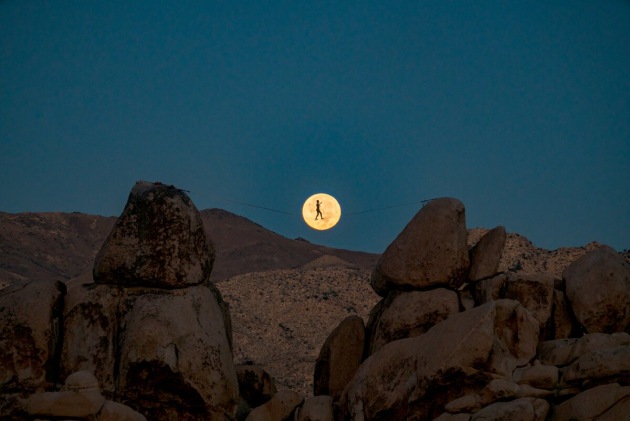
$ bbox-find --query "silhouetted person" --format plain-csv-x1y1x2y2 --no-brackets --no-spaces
315,200,324,220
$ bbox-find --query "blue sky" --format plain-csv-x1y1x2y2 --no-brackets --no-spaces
1,1,629,253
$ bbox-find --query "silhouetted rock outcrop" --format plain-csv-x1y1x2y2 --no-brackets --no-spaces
75,181,237,420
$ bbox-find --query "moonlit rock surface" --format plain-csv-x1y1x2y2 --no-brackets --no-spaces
118,285,239,420
371,197,469,296
338,302,497,420
93,181,215,288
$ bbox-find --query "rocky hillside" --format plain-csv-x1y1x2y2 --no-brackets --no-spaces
467,228,628,279
217,266,379,395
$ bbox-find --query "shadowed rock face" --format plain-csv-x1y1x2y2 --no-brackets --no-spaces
93,181,214,289
339,302,498,420
23,371,145,421
0,279,65,393
563,245,630,334
366,288,459,356
313,315,365,401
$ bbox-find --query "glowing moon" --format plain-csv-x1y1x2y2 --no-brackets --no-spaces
302,193,341,230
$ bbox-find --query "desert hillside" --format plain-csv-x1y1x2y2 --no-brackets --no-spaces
217,266,379,395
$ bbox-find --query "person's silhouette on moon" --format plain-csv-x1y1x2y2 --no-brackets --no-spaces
315,200,324,220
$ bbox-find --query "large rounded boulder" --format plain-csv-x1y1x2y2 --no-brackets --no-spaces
93,181,214,288
371,197,469,296
563,246,630,333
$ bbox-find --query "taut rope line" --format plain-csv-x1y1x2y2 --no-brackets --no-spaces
191,191,434,218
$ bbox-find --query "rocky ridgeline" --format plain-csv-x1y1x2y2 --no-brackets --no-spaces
1,187,629,420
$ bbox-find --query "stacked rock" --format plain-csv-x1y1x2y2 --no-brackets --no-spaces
320,197,630,420
367,198,472,357
58,181,239,420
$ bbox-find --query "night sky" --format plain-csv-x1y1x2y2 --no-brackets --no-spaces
1,1,629,253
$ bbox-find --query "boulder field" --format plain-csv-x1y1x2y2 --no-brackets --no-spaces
1,186,628,420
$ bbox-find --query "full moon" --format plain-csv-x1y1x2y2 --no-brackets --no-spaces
302,193,341,230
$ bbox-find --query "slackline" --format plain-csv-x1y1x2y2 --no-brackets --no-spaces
192,192,434,218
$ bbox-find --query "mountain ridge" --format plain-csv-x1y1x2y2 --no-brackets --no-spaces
1,209,627,286
0,209,379,284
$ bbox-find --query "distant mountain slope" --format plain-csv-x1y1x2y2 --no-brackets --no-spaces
0,209,379,283
0,212,117,284
202,208,378,281
1,210,626,285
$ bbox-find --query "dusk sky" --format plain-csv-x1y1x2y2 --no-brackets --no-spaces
1,1,629,253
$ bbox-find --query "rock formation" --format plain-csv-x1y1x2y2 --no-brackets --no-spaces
331,197,630,420
365,288,459,355
0,181,239,420
468,225,506,282
2,191,629,420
